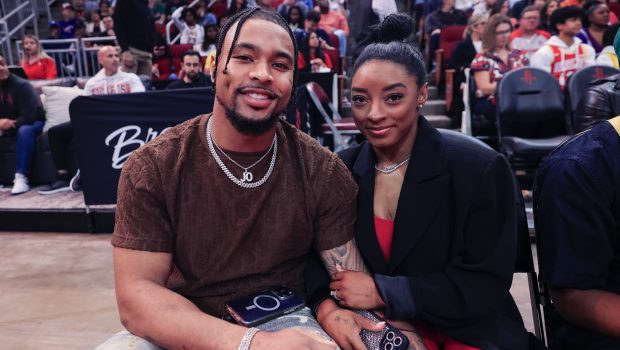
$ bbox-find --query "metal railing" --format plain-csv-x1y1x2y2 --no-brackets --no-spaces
0,0,38,65
15,36,118,78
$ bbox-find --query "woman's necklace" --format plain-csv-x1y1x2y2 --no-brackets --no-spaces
375,156,410,174
206,117,278,188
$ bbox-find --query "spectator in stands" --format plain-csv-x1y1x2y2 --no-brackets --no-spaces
576,26,620,131
98,15,116,43
99,0,113,17
540,0,560,32
490,0,511,17
84,0,99,11
195,24,218,57
172,6,205,45
297,10,334,48
511,5,552,59
85,10,105,35
285,5,306,31
309,12,531,350
256,0,275,9
534,115,620,350
298,31,333,72
166,50,211,89
473,0,497,16
278,0,308,20
471,14,529,122
195,1,218,26
512,0,546,21
227,0,249,16
577,0,610,53
149,0,167,23
0,52,45,195
95,7,365,350
72,0,87,19
447,13,488,122
47,21,61,40
425,0,468,70
531,6,596,88
114,0,157,76
20,34,58,80
595,22,620,67
560,0,583,8
120,51,137,73
317,0,349,57
59,3,78,39
38,46,145,195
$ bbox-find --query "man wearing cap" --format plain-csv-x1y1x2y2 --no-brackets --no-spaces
577,29,620,132
59,3,78,39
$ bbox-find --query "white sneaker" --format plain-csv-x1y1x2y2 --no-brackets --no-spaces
11,173,30,195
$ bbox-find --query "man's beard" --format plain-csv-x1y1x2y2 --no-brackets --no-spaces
187,71,199,82
216,94,282,136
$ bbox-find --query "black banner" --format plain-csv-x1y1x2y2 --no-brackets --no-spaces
70,87,215,205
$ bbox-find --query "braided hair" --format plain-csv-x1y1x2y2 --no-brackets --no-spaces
213,7,299,89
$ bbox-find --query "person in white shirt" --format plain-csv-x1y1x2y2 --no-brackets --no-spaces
531,6,596,89
172,6,205,45
510,5,551,59
84,46,145,95
39,46,145,195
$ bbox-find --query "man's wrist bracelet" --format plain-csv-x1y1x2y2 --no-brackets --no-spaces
238,327,260,350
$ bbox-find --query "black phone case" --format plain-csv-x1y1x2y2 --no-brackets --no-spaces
356,310,410,350
226,286,305,327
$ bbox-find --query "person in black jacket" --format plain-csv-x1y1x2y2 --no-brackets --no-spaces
577,73,620,131
307,13,530,350
0,52,45,194
575,27,620,131
447,12,487,123
425,0,468,70
113,0,157,76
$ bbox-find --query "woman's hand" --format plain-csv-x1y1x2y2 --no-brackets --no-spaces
316,299,386,350
330,266,386,310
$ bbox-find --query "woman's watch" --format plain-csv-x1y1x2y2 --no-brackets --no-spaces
475,89,484,98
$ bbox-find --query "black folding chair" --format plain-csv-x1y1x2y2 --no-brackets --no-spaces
496,67,571,188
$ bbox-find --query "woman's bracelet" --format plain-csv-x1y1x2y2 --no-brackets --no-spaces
238,327,260,350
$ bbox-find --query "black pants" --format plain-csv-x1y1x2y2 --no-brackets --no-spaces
47,121,74,173
549,312,620,350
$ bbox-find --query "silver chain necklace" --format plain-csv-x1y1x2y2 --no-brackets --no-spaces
375,157,410,174
206,117,278,188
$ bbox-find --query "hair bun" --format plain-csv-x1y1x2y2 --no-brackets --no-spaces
369,13,414,44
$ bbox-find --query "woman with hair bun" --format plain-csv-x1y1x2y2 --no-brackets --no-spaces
307,12,531,350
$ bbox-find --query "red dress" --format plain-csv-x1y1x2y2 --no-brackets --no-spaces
374,216,480,350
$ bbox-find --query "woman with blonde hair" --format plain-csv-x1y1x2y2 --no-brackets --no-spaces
20,34,57,80
470,14,528,125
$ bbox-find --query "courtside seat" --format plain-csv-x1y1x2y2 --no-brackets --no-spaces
496,67,570,187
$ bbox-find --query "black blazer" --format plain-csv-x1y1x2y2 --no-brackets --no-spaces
306,117,529,350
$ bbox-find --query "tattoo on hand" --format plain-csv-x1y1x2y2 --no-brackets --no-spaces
319,240,368,275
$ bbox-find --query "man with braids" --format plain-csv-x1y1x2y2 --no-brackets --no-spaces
95,7,384,350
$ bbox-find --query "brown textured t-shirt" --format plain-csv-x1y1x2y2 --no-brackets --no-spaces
112,115,357,316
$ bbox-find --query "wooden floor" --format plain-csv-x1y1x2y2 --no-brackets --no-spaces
0,187,115,210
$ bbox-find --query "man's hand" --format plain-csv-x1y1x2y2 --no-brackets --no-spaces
330,266,385,310
252,328,338,350
0,118,16,130
316,299,385,350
